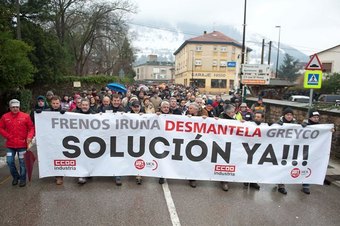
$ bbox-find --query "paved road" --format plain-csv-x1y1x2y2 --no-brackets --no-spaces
1,164,340,226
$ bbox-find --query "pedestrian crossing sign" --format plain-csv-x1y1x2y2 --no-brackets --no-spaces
304,70,322,88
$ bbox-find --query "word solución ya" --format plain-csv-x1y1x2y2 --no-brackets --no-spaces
61,135,311,166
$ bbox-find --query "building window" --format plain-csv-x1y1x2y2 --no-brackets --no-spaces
322,63,332,73
211,79,227,88
221,46,227,52
212,60,218,66
213,46,218,52
191,79,205,88
232,47,236,54
220,61,227,67
195,59,202,65
195,46,202,51
229,79,234,89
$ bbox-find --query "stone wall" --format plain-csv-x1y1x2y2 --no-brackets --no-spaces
247,98,340,158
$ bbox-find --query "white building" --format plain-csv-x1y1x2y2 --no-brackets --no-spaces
134,55,175,83
316,44,340,73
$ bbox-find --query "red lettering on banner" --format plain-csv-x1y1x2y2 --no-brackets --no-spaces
215,164,236,172
54,160,76,166
165,120,175,130
164,120,261,137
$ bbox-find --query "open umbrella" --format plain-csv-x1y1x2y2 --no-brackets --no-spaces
107,83,127,93
137,84,149,92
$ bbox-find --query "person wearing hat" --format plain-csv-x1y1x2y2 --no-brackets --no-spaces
127,100,145,185
0,99,35,187
276,107,298,195
203,99,215,117
251,96,266,113
238,102,253,121
300,110,321,194
45,90,54,107
30,95,50,123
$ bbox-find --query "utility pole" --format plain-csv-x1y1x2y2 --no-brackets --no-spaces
275,25,281,78
240,0,247,101
261,39,265,64
268,41,272,65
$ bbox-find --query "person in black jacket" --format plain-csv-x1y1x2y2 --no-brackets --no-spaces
48,96,66,185
276,107,297,195
30,96,50,123
300,110,320,195
74,98,95,185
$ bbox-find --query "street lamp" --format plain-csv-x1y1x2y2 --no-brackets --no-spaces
191,50,194,87
275,25,281,78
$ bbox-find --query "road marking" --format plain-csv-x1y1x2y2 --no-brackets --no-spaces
0,175,10,186
162,181,181,226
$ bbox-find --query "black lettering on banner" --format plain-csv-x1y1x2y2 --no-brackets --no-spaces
84,137,105,158
311,130,319,138
186,134,207,162
292,145,299,166
110,136,124,157
302,145,309,166
242,143,261,164
62,136,81,158
149,137,170,159
211,142,231,163
258,144,278,165
102,119,110,130
128,136,145,157
171,139,184,160
281,145,290,165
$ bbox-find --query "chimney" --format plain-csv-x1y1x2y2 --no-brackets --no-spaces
147,54,158,62
203,31,207,34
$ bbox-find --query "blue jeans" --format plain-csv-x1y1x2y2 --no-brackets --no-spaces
6,148,27,182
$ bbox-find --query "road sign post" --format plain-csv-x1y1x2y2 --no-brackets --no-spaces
304,54,323,117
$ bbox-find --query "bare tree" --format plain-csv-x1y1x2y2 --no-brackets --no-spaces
64,0,135,75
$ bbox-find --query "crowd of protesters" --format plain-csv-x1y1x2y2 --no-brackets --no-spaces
0,83,332,195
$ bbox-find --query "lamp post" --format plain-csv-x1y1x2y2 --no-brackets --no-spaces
191,50,194,87
275,25,281,78
240,0,247,102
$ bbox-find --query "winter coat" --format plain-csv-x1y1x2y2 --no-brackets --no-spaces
0,111,35,148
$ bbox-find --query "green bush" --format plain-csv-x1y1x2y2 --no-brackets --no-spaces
55,75,133,85
3,89,32,113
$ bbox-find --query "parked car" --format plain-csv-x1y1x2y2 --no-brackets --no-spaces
288,95,310,103
318,94,340,103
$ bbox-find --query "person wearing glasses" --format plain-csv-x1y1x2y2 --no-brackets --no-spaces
0,99,35,187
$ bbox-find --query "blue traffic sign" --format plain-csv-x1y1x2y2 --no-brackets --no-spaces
227,62,236,67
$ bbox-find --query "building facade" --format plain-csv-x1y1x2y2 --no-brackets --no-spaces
316,44,340,73
134,55,175,83
174,31,250,93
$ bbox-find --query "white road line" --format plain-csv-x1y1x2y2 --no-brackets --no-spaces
162,181,181,226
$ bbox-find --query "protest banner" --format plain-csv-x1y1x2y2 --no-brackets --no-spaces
35,112,334,184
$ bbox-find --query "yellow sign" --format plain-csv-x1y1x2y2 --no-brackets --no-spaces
304,70,322,89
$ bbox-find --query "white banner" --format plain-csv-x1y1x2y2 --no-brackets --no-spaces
35,112,334,184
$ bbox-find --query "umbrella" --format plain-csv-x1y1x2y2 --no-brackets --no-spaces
107,83,127,93
24,150,36,182
138,84,149,92
24,139,37,182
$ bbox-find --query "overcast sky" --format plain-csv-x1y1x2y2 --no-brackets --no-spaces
130,0,340,55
